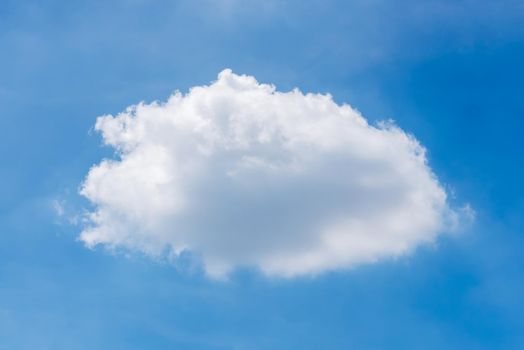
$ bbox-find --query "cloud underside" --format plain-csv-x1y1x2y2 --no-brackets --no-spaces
80,69,456,278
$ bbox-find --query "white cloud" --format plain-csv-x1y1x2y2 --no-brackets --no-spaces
80,69,461,278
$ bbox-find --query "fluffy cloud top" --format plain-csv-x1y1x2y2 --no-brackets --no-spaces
80,69,458,278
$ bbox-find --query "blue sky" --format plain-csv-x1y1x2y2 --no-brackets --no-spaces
1,0,523,348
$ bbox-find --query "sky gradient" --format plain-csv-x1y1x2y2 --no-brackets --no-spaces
0,1,523,349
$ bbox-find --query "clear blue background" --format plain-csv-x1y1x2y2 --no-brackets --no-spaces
0,1,523,348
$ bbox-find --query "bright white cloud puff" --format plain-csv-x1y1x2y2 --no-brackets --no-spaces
80,69,463,278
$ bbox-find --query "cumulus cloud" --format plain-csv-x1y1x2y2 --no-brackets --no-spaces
80,69,461,278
